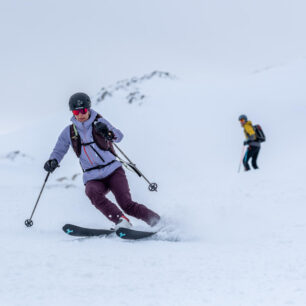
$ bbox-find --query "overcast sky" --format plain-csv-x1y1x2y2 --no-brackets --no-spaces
0,0,305,132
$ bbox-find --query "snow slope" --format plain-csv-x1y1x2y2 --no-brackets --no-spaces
1,1,306,305
1,60,306,305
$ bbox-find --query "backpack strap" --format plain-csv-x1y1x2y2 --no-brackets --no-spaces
72,124,78,139
70,124,82,157
82,160,116,173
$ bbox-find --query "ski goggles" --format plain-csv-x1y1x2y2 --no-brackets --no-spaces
72,108,88,115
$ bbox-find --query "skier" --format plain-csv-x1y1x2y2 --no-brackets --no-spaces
44,92,160,228
238,114,261,171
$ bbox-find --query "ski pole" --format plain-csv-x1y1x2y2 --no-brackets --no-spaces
112,142,158,192
25,172,50,227
238,145,245,173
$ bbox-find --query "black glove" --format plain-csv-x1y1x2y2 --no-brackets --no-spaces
44,159,58,173
243,140,251,146
94,122,114,141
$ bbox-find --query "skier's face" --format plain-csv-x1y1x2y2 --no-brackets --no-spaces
240,119,246,127
74,109,90,122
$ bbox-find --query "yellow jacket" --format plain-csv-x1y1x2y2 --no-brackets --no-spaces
243,121,256,140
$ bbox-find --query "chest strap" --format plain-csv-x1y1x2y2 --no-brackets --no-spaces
81,141,95,146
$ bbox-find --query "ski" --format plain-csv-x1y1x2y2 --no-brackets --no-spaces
115,227,157,240
62,224,157,240
62,224,114,237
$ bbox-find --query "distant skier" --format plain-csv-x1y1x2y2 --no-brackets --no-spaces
44,92,160,228
238,114,261,171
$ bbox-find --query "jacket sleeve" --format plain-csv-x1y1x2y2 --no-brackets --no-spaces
98,117,124,143
244,124,256,140
49,126,71,163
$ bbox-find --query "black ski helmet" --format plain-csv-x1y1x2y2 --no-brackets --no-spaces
238,114,248,121
69,92,91,111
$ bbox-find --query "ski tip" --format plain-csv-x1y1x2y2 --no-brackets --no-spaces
115,227,157,240
62,224,74,235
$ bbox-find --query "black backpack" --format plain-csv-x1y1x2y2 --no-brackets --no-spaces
253,124,266,142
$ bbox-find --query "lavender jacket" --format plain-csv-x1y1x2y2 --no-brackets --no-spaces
49,109,123,184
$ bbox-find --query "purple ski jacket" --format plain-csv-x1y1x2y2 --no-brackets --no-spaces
49,109,123,184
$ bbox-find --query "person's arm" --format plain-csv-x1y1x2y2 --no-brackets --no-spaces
95,118,124,143
49,126,71,163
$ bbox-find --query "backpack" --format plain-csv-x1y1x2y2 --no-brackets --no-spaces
70,114,117,158
253,124,266,142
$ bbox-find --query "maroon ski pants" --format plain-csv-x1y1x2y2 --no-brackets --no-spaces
85,167,160,226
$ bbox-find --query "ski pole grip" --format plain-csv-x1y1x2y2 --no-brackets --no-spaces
129,163,142,177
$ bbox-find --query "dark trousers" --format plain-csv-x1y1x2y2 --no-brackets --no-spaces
243,146,260,171
85,167,160,226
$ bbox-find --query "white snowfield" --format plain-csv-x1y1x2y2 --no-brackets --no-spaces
1,64,306,306
1,1,306,306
